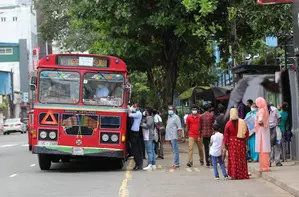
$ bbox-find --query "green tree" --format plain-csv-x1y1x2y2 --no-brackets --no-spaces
182,0,292,67
36,0,220,110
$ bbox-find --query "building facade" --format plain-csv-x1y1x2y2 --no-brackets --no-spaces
0,0,37,118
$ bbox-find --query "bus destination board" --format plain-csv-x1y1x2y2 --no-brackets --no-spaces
57,56,109,68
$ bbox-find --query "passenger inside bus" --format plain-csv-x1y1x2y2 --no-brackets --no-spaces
95,83,110,98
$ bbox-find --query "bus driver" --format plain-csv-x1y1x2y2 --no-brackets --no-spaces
95,83,109,98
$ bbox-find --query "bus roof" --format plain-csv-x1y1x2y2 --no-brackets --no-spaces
38,54,127,72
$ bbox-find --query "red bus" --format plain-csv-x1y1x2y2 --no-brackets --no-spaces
30,54,130,170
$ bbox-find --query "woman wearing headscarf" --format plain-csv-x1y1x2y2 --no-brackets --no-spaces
223,108,249,179
245,103,259,162
255,97,271,172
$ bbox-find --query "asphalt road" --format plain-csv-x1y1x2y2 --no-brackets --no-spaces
0,134,294,197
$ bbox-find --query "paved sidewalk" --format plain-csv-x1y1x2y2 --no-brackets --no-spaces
176,139,299,196
248,161,299,197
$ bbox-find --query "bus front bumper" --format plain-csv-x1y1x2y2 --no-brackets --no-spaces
33,145,124,158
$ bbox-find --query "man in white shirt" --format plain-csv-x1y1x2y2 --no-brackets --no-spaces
269,103,282,167
210,124,228,180
153,109,163,159
128,103,143,170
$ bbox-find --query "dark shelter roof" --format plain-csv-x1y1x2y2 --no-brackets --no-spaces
232,64,281,75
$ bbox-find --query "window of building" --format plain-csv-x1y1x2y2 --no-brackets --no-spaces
1,17,6,22
0,48,13,55
13,17,17,22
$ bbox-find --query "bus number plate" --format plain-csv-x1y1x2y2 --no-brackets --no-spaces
72,147,84,155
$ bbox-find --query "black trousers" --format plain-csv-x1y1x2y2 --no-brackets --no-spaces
130,131,143,167
203,137,211,165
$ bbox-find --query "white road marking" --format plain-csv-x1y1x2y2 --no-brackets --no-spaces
9,174,17,178
185,168,192,172
0,144,17,148
194,168,200,172
30,164,36,167
22,144,29,147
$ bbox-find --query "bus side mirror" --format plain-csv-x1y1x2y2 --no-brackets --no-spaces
30,84,36,91
30,76,37,91
30,76,37,85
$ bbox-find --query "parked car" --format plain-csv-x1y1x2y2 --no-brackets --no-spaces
3,118,27,135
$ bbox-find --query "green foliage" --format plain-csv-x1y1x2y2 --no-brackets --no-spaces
35,0,292,108
36,0,220,110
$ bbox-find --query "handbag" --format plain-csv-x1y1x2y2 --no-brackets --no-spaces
270,127,277,146
285,129,293,142
153,129,159,143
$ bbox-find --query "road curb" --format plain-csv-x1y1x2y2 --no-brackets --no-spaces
248,163,299,197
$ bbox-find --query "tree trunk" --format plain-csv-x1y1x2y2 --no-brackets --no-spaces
161,62,179,111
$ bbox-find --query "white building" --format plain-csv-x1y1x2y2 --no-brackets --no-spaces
0,0,37,118
0,0,37,73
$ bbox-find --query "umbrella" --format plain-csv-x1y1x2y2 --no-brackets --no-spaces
195,87,229,101
224,75,281,119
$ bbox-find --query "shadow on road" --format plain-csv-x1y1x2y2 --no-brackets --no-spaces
44,158,126,173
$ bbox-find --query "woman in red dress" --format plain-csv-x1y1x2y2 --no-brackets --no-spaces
224,108,249,179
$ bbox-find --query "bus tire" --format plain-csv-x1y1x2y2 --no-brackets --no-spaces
114,159,124,169
29,145,32,151
38,154,51,170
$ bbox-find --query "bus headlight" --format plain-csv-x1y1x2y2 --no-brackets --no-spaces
102,134,109,142
111,134,118,142
49,132,56,139
40,131,47,139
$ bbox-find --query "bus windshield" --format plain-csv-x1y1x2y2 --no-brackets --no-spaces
83,72,124,106
39,71,80,104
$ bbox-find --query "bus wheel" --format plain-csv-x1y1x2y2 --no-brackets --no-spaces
114,159,124,170
28,145,32,151
38,154,51,170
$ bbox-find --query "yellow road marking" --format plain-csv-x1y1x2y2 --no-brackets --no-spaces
194,168,200,172
119,160,133,197
157,165,162,169
169,169,174,173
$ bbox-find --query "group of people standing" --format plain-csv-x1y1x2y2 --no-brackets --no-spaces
126,98,291,180
245,99,290,168
225,97,290,179
127,104,164,171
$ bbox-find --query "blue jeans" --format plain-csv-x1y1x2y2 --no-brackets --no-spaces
145,140,156,165
211,155,227,178
171,139,180,166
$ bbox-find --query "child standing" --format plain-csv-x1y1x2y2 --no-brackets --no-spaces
210,123,228,180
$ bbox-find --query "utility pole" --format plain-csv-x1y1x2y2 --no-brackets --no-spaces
230,0,238,85
10,69,14,118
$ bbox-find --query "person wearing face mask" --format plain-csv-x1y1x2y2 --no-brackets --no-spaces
128,103,143,170
165,105,182,169
200,104,216,167
141,108,157,171
223,108,249,180
185,105,204,167
245,103,259,162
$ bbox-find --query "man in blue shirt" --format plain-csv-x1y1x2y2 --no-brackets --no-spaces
128,103,143,170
